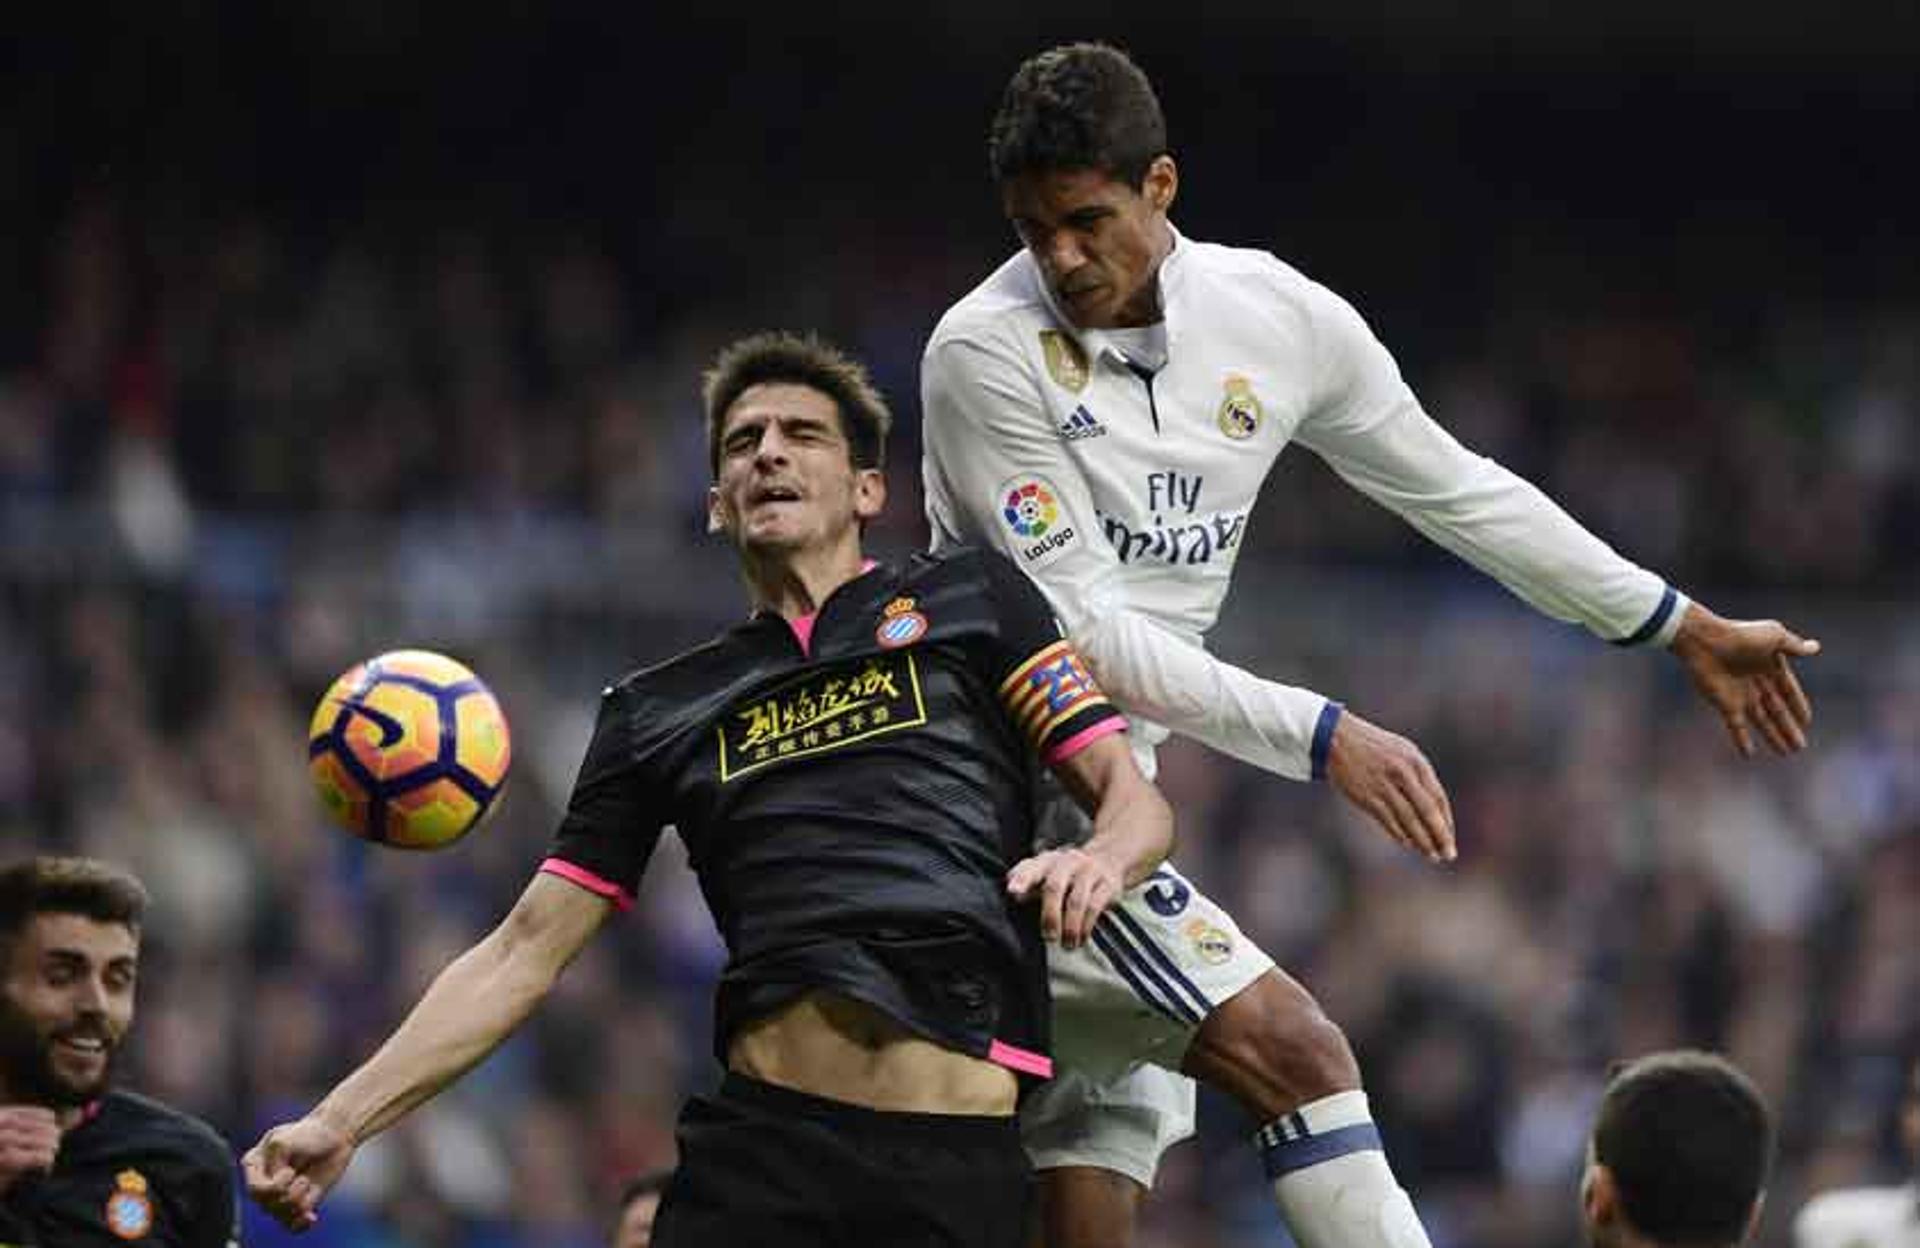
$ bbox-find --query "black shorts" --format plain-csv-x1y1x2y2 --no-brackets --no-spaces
652,1071,1032,1248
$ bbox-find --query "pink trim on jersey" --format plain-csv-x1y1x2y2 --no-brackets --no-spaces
778,560,877,656
988,1039,1054,1079
539,857,635,912
1044,715,1129,765
787,613,818,656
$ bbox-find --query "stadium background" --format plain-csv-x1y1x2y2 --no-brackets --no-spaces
4,5,1916,1245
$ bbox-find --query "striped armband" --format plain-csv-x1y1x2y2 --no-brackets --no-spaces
998,640,1126,763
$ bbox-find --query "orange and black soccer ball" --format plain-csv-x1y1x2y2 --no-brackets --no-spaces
306,650,511,849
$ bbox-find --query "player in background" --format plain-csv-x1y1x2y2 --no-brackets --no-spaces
609,1169,670,1248
244,332,1173,1248
0,856,240,1247
920,41,1821,1248
1795,1055,1920,1248
1581,1051,1772,1248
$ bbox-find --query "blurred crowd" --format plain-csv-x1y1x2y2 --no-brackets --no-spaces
3,186,1916,1248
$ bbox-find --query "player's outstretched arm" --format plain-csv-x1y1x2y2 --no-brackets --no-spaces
1009,733,1174,950
243,872,612,1232
1669,602,1820,757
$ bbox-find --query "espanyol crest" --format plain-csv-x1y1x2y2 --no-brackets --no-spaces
106,1169,154,1240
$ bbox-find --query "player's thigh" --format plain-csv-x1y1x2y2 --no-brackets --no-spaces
1032,1165,1146,1248
1051,863,1277,1079
1181,966,1361,1119
1021,1063,1196,1191
858,1125,1032,1248
650,1083,841,1247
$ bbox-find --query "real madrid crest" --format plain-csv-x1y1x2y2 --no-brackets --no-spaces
1217,374,1262,441
1040,330,1090,394
106,1168,154,1240
876,597,928,649
1184,918,1234,965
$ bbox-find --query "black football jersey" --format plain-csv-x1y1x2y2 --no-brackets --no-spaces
0,1091,238,1247
543,547,1125,1076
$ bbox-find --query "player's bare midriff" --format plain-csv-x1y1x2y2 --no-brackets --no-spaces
726,990,1018,1115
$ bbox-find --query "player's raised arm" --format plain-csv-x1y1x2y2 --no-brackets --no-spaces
243,872,612,1232
1292,283,1820,756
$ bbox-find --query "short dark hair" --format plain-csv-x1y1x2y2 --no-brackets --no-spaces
0,857,148,957
988,42,1168,187
1592,1051,1772,1246
701,331,891,475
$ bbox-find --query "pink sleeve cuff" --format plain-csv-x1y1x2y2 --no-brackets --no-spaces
1044,715,1128,765
539,857,635,912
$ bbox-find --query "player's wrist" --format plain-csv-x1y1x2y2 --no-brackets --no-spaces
309,1099,365,1147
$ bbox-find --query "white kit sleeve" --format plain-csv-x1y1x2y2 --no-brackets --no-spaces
921,329,1342,781
1295,284,1687,647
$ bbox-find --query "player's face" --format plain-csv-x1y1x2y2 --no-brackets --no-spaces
709,383,884,557
1003,157,1178,331
612,1191,661,1247
0,914,138,1106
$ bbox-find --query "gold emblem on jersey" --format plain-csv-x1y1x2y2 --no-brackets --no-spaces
1040,330,1090,393
106,1169,153,1240
883,596,918,617
718,652,928,781
1185,919,1234,965
1217,374,1262,440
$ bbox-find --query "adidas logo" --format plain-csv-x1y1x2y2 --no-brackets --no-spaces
1057,405,1107,441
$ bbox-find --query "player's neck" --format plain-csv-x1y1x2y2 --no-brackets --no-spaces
1112,219,1175,329
742,536,869,621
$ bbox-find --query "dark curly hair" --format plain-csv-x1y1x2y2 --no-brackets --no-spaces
988,42,1168,188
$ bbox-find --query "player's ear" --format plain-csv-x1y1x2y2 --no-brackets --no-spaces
1143,154,1178,214
1743,1191,1765,1245
853,467,886,523
1581,1162,1617,1232
707,485,729,535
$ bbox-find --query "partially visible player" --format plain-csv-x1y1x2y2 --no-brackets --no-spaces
922,40,1821,1248
1581,1050,1773,1248
0,856,239,1247
244,332,1173,1248
1795,1055,1920,1248
610,1169,670,1248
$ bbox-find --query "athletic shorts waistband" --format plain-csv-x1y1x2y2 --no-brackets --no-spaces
718,1071,1022,1143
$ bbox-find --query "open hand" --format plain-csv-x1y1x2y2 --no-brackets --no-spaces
243,1115,356,1233
1008,847,1125,949
1325,710,1456,864
1670,604,1820,757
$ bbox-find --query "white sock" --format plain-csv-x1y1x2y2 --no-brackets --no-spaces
1255,1090,1431,1248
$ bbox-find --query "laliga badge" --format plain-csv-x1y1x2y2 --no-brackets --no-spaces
106,1169,153,1240
1217,374,1262,440
876,597,928,648
1040,329,1090,394
1184,918,1234,965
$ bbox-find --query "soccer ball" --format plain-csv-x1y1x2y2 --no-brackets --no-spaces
306,650,512,850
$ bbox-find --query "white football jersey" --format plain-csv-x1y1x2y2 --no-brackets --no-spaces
1796,1184,1920,1248
921,226,1685,781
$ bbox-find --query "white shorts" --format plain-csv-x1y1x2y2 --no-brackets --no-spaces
1022,861,1275,1186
